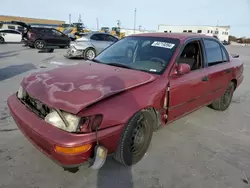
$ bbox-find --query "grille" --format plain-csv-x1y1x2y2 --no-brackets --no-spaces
22,93,50,118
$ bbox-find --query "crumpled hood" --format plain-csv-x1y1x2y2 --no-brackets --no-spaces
21,62,156,114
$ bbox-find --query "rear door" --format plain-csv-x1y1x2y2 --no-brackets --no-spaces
39,28,57,45
51,29,69,45
168,39,211,121
202,38,233,100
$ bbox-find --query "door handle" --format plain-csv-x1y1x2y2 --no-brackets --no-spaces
225,69,231,74
202,76,209,81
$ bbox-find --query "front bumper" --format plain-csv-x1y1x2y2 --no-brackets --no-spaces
7,94,123,168
65,47,84,58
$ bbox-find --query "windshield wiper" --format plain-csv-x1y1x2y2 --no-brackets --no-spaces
106,63,132,69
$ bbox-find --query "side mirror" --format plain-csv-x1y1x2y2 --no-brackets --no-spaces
177,63,191,75
171,63,191,76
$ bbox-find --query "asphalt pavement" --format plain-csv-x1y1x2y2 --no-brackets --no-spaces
0,43,250,188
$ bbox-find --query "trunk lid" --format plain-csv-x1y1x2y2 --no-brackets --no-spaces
21,62,156,114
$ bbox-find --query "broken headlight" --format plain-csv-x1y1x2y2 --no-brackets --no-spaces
45,110,81,132
45,110,103,133
17,85,27,99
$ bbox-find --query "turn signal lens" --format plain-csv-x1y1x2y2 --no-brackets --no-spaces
55,144,92,155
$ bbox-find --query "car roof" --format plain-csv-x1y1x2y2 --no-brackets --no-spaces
130,32,209,42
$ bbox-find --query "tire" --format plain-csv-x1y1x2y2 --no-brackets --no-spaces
83,48,96,60
210,82,235,111
0,37,5,44
113,110,154,166
34,40,45,49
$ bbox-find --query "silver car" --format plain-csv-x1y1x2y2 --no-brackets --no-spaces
65,32,119,60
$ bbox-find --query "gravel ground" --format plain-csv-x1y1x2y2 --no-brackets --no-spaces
0,44,250,188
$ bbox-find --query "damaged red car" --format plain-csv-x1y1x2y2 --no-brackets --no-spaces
8,33,244,169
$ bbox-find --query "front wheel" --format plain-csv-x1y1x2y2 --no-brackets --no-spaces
210,82,235,111
114,110,154,166
83,48,96,60
34,40,45,49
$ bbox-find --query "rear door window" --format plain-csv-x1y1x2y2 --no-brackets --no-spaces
203,39,223,66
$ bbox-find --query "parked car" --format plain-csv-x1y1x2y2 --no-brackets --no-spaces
0,29,22,43
222,40,230,45
8,33,244,170
11,21,71,49
65,32,119,60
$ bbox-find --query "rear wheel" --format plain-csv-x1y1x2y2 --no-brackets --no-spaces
210,82,235,111
83,48,96,60
114,110,154,166
34,40,45,49
0,37,5,44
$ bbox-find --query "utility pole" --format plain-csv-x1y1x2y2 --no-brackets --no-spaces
78,14,82,23
117,20,121,28
69,14,71,24
96,18,99,30
134,8,137,33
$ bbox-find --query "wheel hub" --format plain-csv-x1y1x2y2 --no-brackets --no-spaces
222,86,233,106
130,120,148,157
36,41,44,49
86,50,95,60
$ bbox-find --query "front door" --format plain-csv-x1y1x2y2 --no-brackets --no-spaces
168,39,210,121
90,33,112,54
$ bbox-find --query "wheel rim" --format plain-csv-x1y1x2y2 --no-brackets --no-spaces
222,85,233,106
130,117,150,157
36,41,44,49
0,38,4,43
86,49,95,60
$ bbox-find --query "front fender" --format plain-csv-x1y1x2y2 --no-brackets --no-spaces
78,78,167,130
73,41,94,50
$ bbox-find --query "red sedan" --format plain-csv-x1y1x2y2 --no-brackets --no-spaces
8,33,244,169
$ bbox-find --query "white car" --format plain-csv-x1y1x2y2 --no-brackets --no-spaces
0,29,22,44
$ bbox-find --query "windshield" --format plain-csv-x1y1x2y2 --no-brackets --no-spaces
94,36,180,74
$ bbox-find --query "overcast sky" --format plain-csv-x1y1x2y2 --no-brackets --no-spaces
1,0,250,37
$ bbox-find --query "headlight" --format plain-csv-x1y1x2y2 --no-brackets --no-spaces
45,110,81,132
17,85,27,99
45,110,103,133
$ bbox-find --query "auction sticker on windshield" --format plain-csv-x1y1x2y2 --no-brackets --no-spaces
151,41,175,49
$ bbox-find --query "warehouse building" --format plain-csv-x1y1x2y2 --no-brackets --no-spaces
120,28,156,36
0,15,65,32
158,25,230,42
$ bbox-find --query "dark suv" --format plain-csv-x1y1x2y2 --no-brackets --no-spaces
11,21,70,49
